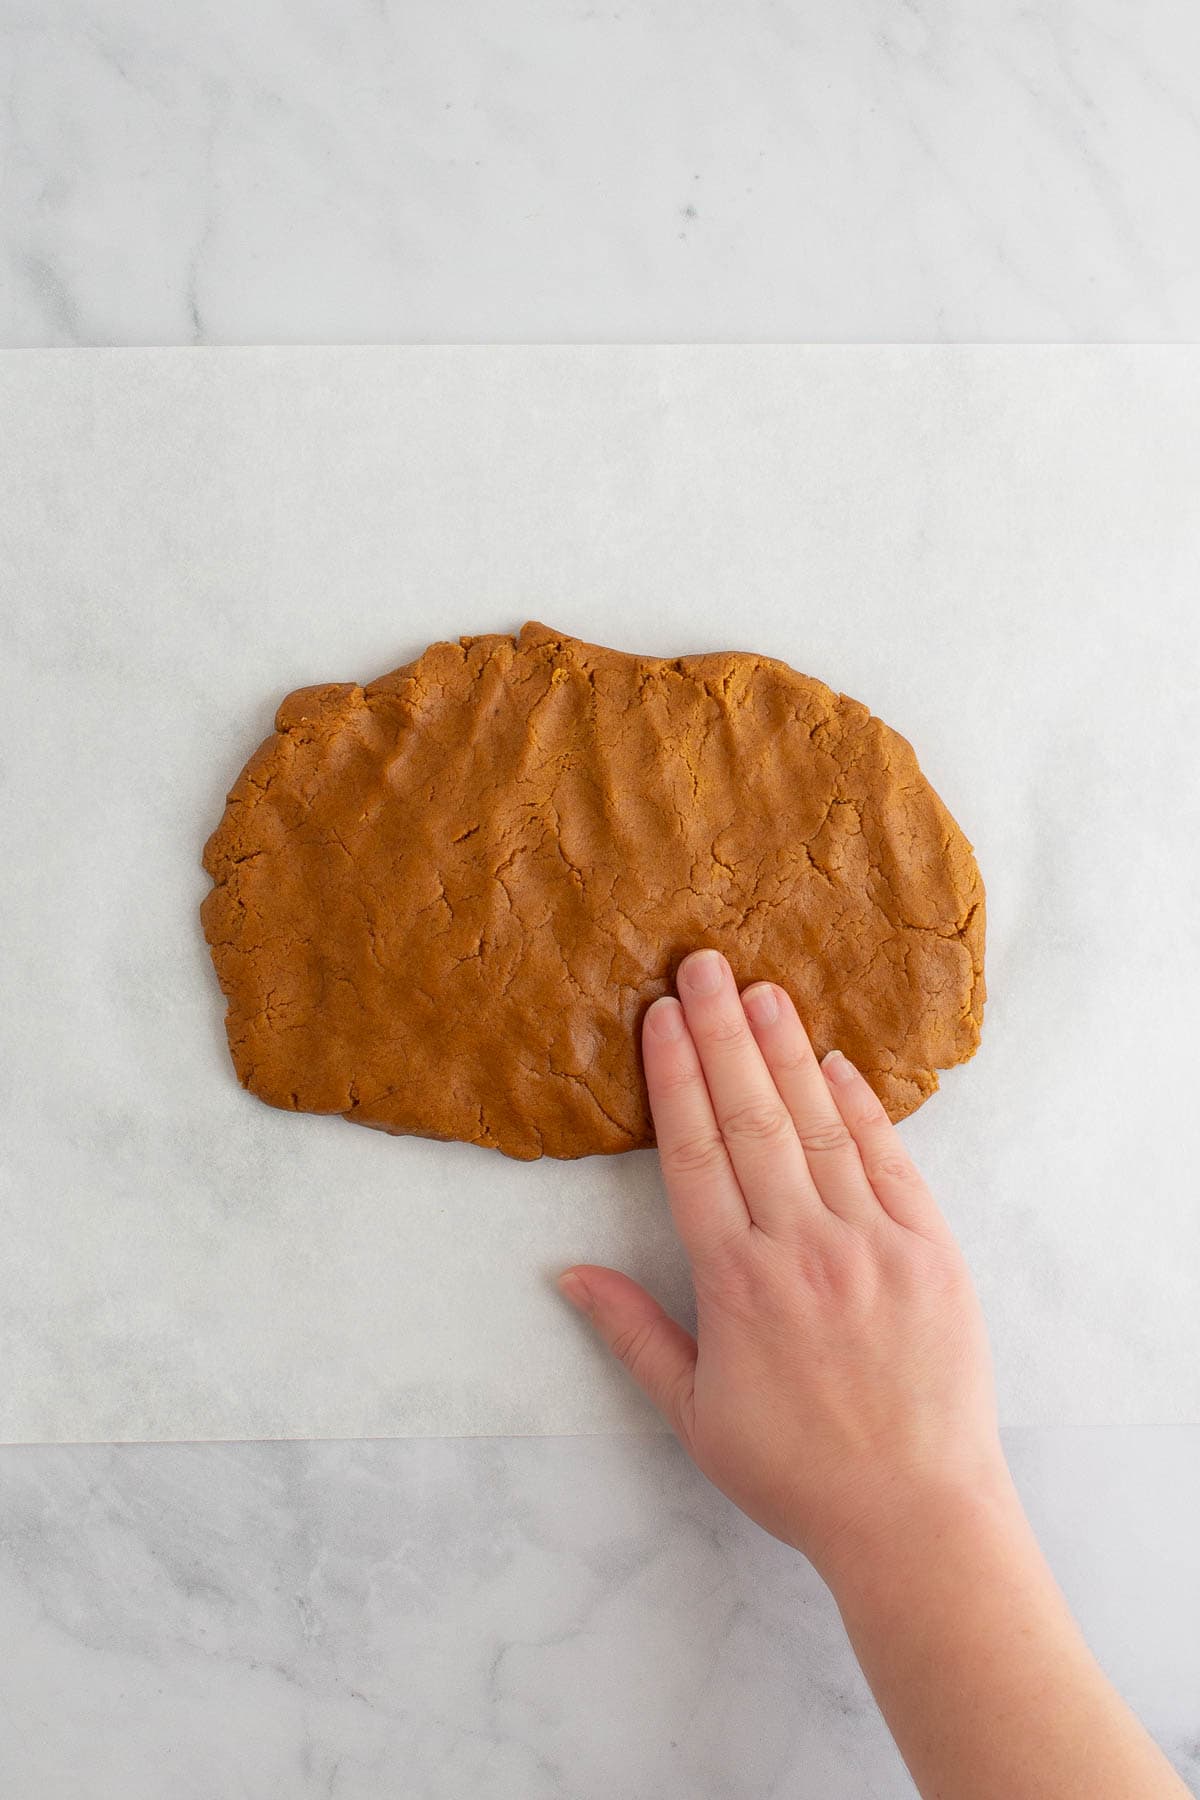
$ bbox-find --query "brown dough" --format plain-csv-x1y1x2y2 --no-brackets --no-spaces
201,620,986,1160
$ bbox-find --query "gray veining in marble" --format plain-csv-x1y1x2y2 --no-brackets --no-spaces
0,1431,1197,1799
2,0,1200,348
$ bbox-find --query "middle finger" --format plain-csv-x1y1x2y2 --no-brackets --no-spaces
675,949,823,1236
740,979,882,1229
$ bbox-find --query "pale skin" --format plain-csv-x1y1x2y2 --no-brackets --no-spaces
559,948,1189,1800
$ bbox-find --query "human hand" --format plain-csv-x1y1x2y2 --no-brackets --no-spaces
559,948,1008,1587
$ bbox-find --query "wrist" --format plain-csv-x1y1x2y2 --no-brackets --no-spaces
812,1451,1028,1613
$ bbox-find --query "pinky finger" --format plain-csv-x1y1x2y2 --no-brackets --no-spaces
820,1051,956,1244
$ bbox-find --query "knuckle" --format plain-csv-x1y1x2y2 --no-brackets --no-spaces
803,1232,878,1306
848,1086,888,1124
870,1152,922,1189
894,1237,963,1299
608,1318,660,1375
672,1381,697,1452
695,1219,753,1270
719,1099,795,1148
797,1116,855,1156
702,1008,751,1048
661,1131,730,1179
694,1241,758,1310
653,1057,701,1097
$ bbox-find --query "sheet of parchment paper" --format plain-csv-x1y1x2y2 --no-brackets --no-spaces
1,346,1197,1443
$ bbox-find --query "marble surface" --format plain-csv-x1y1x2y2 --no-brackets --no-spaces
2,0,1200,347
2,2,1199,1792
0,1430,1196,1799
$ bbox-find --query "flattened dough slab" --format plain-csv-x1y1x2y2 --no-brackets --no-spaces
202,621,986,1159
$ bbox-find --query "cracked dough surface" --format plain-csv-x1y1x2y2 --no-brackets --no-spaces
201,620,986,1161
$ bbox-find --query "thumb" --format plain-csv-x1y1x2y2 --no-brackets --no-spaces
558,1265,697,1446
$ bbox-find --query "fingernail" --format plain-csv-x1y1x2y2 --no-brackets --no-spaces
821,1048,855,1084
679,949,724,996
558,1271,593,1316
742,983,779,1027
646,996,685,1041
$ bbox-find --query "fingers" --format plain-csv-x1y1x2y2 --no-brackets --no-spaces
739,980,881,1229
820,1050,956,1244
558,1266,698,1445
641,992,752,1259
672,951,826,1237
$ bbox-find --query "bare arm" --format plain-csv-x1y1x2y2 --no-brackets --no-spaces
559,949,1189,1800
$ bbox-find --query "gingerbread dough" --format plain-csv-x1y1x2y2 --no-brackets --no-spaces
201,621,986,1160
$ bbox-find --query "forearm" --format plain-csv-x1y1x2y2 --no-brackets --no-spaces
827,1470,1189,1800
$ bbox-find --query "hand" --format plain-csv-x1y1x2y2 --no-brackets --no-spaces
559,947,1007,1584
561,949,1194,1800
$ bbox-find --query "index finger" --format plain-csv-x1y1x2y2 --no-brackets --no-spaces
641,996,751,1260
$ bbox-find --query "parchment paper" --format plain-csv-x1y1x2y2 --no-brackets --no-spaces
1,346,1197,1442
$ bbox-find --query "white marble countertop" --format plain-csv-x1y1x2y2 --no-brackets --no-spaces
4,0,1200,347
0,1433,1197,1798
1,3,1198,1796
